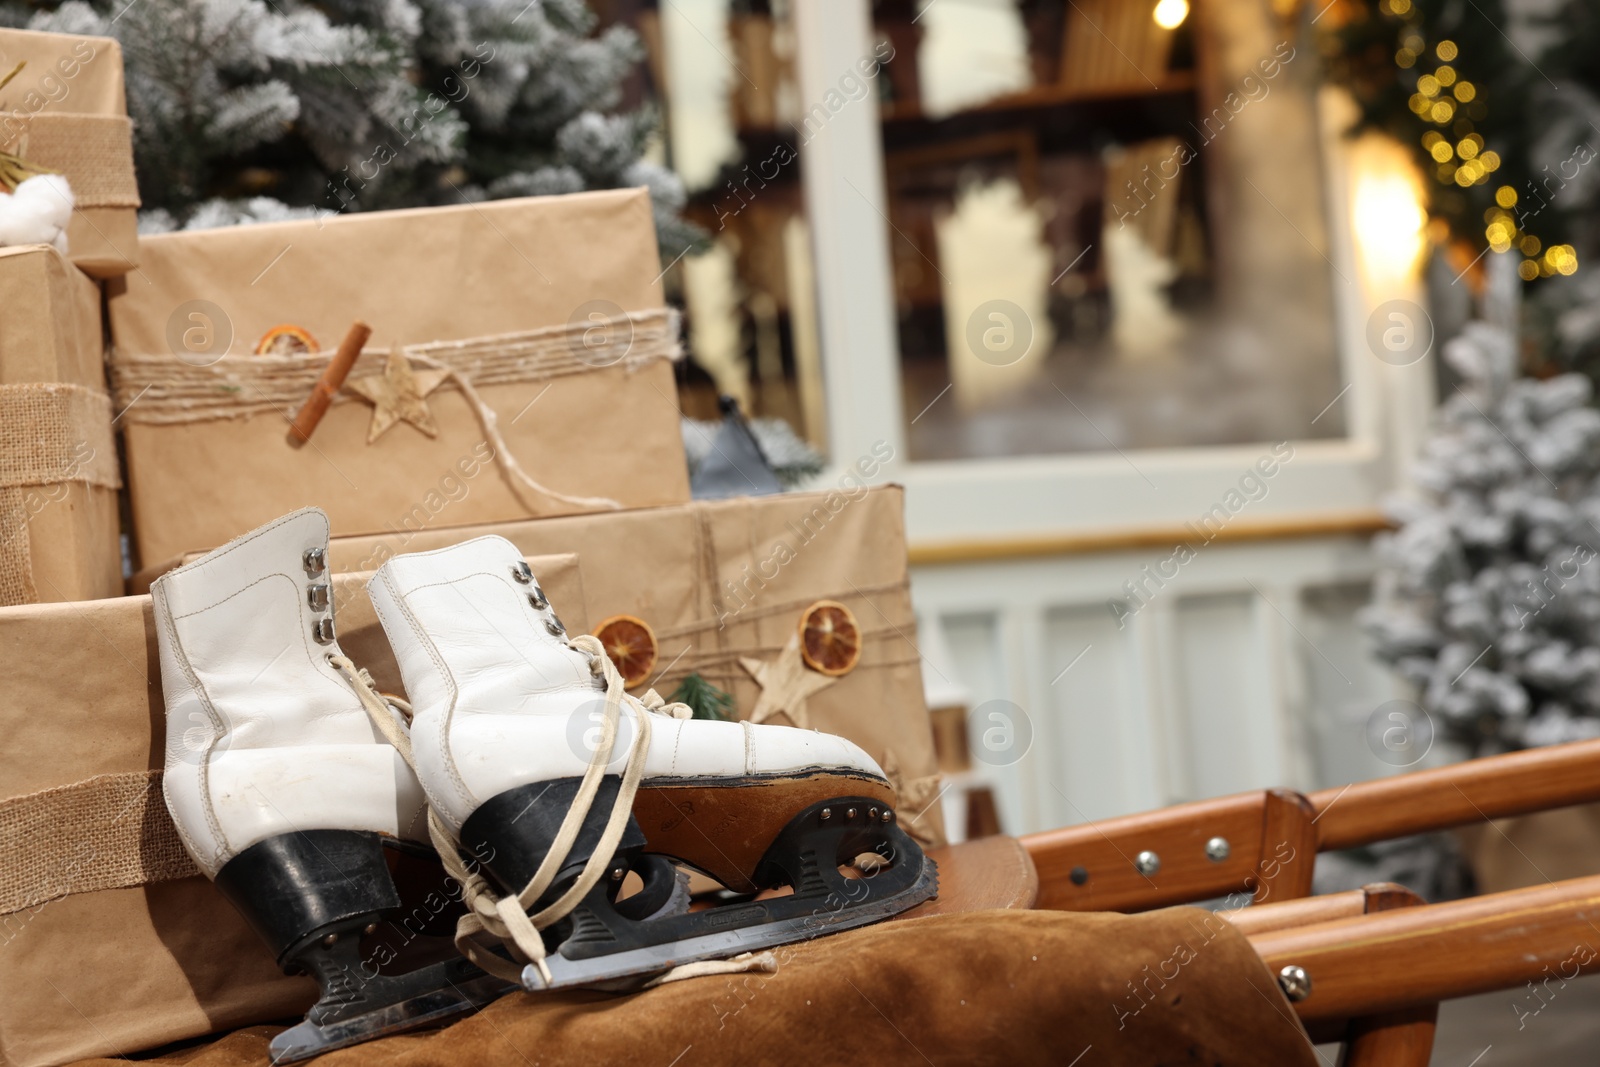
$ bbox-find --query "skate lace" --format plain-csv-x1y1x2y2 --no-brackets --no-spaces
329,638,691,988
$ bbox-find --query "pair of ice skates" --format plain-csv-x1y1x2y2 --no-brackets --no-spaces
153,509,935,1061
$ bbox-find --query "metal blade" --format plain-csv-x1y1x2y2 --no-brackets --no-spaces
269,966,515,1064
522,854,939,992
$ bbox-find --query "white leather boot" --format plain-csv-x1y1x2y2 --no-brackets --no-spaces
153,508,507,1062
366,534,937,991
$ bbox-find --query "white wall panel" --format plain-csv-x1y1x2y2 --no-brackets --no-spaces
1043,606,1156,825
1171,593,1283,800
911,534,1389,836
1298,583,1408,790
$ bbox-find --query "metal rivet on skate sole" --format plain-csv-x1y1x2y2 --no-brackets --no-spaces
529,589,548,611
846,807,858,821
307,583,330,612
313,618,336,645
868,807,879,821
303,547,326,576
363,923,378,936
881,810,894,823
820,807,832,821
512,561,533,584
322,933,339,947
610,867,626,882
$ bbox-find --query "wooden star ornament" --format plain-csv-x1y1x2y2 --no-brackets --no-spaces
740,633,838,729
345,349,450,443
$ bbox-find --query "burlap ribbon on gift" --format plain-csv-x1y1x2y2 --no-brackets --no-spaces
0,112,141,208
0,382,121,605
0,771,199,918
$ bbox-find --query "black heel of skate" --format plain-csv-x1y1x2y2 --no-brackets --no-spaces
215,830,514,1065
216,830,400,968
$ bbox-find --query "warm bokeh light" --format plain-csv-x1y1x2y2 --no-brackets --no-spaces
1486,217,1514,251
1353,137,1429,287
1546,244,1580,276
1152,0,1188,30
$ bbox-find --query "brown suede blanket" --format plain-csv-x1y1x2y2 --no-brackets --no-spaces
80,910,1316,1067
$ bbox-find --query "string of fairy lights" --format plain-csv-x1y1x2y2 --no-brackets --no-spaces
1385,0,1577,281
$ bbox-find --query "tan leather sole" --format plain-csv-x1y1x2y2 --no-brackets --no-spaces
634,772,895,892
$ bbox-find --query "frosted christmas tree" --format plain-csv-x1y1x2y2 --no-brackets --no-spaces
1365,321,1600,753
1,0,701,256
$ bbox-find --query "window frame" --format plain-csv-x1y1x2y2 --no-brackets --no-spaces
790,0,1435,550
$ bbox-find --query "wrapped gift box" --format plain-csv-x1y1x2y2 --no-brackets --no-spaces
105,189,691,568
0,244,121,606
0,554,583,1067
0,27,140,277
141,485,947,849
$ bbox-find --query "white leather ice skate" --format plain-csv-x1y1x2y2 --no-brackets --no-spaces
152,508,510,1062
365,534,938,992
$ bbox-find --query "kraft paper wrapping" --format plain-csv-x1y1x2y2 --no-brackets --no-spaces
0,28,139,278
0,554,583,1067
105,189,690,567
0,245,122,606
318,485,948,849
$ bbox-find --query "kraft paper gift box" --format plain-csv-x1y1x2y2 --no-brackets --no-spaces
324,484,949,850
0,244,121,606
105,189,690,568
0,27,140,277
0,554,583,1067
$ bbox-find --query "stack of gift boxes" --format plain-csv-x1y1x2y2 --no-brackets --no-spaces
0,26,944,1067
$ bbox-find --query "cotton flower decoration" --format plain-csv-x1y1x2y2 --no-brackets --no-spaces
0,174,73,254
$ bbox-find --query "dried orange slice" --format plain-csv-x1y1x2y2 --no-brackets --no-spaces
798,599,861,677
594,614,658,688
255,324,320,355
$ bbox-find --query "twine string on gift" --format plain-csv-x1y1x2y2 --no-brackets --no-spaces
112,308,683,515
404,348,625,514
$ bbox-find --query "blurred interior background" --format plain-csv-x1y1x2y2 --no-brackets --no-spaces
610,0,1420,839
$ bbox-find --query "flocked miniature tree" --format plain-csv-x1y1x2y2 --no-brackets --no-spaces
1364,321,1600,754
0,0,701,257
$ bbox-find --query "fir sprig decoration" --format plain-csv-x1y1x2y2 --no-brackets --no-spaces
669,672,735,722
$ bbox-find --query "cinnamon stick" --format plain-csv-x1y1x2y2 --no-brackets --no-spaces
286,320,371,447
